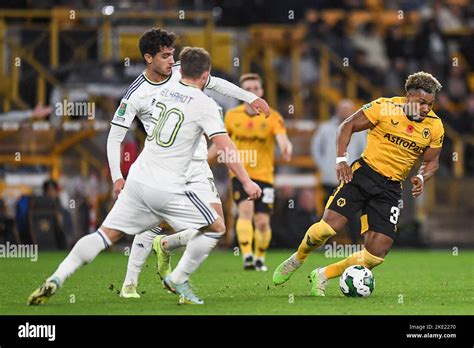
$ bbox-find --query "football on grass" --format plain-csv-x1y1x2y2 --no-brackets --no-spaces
339,265,375,297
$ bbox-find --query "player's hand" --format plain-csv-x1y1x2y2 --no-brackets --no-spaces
243,180,262,200
113,178,125,198
282,143,292,162
410,175,423,197
249,98,270,118
336,162,352,184
31,104,53,119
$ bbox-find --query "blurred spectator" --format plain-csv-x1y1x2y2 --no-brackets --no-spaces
275,42,318,91
462,95,474,174
436,93,460,131
463,94,474,134
428,0,465,32
434,93,455,174
412,19,449,80
305,11,328,43
352,49,384,89
385,25,408,61
271,187,319,248
0,104,52,122
311,99,366,202
385,57,408,95
351,22,389,71
42,180,73,246
0,198,16,243
327,16,354,60
446,67,469,103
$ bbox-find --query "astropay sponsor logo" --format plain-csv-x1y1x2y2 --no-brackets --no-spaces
18,322,56,341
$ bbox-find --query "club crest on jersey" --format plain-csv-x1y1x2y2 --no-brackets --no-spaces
422,128,430,139
118,102,127,116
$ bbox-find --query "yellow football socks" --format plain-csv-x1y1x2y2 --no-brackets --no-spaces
295,220,336,262
254,228,271,259
236,218,254,256
324,248,384,279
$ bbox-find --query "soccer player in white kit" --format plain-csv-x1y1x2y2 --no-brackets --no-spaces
104,29,269,298
27,46,262,305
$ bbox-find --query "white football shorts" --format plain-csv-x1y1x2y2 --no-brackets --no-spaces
102,179,218,235
185,159,221,205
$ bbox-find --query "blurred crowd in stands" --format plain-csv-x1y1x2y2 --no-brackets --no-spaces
1,0,473,249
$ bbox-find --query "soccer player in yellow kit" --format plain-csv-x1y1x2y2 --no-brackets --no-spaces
212,73,292,271
273,72,444,295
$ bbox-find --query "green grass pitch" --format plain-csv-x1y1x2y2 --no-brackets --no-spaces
1,249,473,315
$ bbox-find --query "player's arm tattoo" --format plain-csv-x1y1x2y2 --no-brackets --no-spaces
418,147,441,182
336,109,373,157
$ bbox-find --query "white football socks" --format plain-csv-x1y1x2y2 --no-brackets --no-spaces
50,229,112,286
161,228,198,252
169,231,223,284
123,229,159,286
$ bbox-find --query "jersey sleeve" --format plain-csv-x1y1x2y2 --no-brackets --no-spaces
429,120,445,148
198,100,227,139
111,98,139,129
205,76,257,103
111,75,149,129
361,98,383,126
271,111,287,135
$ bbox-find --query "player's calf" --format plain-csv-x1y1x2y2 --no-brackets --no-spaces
254,215,271,272
295,219,337,263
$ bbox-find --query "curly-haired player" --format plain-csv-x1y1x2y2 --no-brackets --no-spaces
273,72,444,296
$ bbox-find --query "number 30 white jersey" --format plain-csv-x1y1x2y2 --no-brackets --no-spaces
126,80,227,192
111,63,209,160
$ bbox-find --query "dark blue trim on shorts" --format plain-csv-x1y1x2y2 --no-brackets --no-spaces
185,191,214,225
188,191,216,223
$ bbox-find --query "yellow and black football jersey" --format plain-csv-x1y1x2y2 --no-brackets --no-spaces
361,96,444,181
224,104,287,184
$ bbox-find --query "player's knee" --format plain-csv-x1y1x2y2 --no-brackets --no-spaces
364,231,393,258
255,222,270,232
99,225,122,244
322,209,347,232
238,202,254,220
205,216,226,234
365,243,390,259
254,214,270,232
